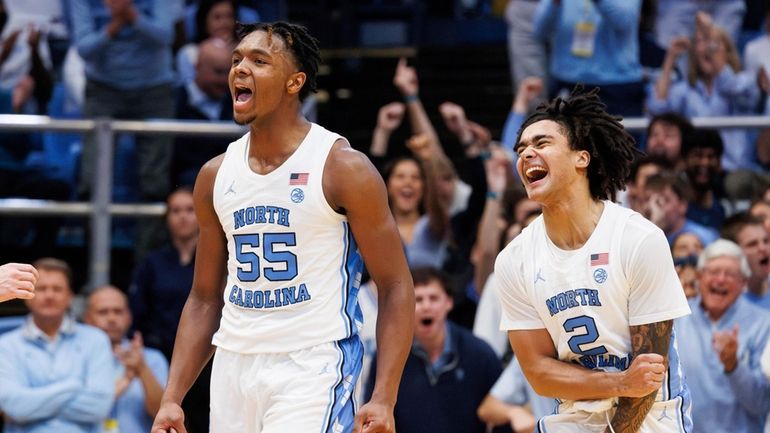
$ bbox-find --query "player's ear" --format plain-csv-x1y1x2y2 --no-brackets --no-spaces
286,72,306,95
576,150,590,169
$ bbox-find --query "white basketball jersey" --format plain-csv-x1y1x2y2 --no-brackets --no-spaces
212,123,363,354
495,201,691,404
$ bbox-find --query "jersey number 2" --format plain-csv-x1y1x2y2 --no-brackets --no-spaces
234,233,298,282
563,315,608,356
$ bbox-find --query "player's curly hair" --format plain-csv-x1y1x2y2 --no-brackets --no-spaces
235,21,321,101
517,86,642,202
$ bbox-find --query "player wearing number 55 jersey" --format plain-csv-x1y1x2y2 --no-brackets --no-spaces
152,22,414,433
495,88,692,433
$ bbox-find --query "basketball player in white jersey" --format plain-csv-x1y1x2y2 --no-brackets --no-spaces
151,22,414,433
494,88,693,433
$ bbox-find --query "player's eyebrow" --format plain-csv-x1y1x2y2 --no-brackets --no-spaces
516,134,553,152
232,47,272,58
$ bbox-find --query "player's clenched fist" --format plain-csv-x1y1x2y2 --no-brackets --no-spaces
152,401,187,433
354,400,396,433
619,353,666,398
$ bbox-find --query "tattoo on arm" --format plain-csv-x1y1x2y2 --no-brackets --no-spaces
607,320,672,433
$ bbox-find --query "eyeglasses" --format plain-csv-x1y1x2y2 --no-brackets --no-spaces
702,267,744,281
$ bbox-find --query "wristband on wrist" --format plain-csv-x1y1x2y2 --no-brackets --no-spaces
486,190,500,200
403,93,419,103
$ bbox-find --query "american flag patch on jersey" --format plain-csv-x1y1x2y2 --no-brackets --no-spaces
590,253,609,266
289,172,309,185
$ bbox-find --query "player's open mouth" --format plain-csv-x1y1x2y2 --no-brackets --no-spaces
234,86,253,104
525,166,548,183
420,318,434,326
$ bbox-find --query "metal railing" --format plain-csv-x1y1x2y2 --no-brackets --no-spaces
0,114,769,288
0,115,246,289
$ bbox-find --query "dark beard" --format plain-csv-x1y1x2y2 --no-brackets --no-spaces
233,114,256,125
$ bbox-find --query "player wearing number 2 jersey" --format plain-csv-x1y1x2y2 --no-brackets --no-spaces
495,88,692,433
152,22,414,433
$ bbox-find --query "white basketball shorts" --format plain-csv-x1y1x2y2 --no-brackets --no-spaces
210,335,363,433
537,396,690,433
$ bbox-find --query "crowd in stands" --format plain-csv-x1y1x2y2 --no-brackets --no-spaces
1,0,770,432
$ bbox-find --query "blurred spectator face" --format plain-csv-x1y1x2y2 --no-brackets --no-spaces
26,269,72,322
750,201,770,235
685,147,720,188
629,162,663,213
414,280,453,345
85,287,131,345
672,232,703,259
206,1,236,42
167,189,198,241
735,224,770,280
678,264,699,299
699,255,746,320
646,121,682,162
387,159,424,215
692,28,735,79
672,233,702,299
196,38,232,100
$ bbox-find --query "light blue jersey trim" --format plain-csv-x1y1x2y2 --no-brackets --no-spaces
338,222,363,338
667,330,693,432
320,336,363,433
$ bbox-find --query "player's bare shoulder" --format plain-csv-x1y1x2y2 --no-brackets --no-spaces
323,139,385,212
195,153,227,195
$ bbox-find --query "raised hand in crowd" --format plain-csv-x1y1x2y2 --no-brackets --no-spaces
370,102,406,157
439,102,473,145
0,263,38,303
439,101,492,157
655,36,690,100
393,57,419,98
406,133,437,163
713,325,740,373
513,76,545,114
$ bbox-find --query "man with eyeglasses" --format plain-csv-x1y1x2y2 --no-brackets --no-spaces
674,239,770,433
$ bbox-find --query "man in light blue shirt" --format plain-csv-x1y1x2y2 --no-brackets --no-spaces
0,258,115,433
675,239,770,433
84,285,168,433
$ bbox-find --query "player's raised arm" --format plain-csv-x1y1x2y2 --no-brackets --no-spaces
152,156,228,433
324,140,414,433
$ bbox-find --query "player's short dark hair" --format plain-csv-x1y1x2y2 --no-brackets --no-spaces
681,128,724,158
517,86,642,202
720,212,765,244
235,21,321,101
411,267,452,297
